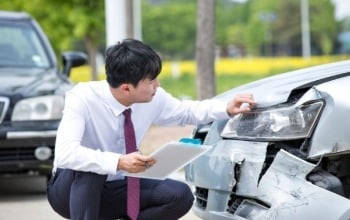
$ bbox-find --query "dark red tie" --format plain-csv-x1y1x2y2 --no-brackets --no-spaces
123,109,140,220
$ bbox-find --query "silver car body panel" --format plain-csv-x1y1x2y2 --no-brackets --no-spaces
186,140,267,192
309,76,350,158
245,150,350,220
215,60,350,108
188,149,350,219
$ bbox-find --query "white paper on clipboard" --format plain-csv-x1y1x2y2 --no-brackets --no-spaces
124,141,211,180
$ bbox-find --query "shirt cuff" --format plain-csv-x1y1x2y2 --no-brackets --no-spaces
212,101,231,119
102,151,120,175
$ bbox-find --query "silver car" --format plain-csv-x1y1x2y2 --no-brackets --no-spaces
185,60,350,220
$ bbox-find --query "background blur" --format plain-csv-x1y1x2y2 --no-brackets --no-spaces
1,0,350,99
1,1,350,219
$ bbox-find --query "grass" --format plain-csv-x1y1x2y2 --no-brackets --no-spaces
159,73,273,99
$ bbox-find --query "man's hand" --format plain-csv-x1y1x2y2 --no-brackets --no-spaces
117,152,156,173
226,93,256,116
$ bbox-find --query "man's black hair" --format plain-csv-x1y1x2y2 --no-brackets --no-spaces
105,39,162,88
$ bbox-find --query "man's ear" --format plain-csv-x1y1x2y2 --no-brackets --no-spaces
120,83,131,93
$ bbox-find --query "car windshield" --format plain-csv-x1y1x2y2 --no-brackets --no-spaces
0,22,50,68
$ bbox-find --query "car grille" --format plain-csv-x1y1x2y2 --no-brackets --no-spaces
227,197,243,214
0,146,54,162
227,195,270,215
0,97,10,124
195,187,209,209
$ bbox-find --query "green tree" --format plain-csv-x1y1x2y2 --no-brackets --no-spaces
309,0,336,54
216,1,250,56
241,0,272,56
64,0,105,80
142,1,196,60
1,0,72,52
272,0,301,55
1,0,105,80
244,0,337,55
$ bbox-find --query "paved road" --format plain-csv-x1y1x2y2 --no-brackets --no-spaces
0,174,199,220
0,175,61,220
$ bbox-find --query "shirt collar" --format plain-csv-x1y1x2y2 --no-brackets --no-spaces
102,81,130,117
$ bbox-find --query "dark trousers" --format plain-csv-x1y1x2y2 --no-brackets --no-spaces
47,169,194,220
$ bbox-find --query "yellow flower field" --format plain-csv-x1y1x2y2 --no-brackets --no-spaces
70,56,350,82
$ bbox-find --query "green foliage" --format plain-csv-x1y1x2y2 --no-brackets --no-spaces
0,0,105,56
1,0,341,60
245,19,265,55
66,0,105,42
244,0,338,55
272,0,301,45
142,1,196,59
309,0,337,54
216,1,250,47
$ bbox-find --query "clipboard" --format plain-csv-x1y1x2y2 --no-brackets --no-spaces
124,141,211,180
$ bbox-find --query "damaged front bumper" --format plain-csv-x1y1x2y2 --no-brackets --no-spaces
185,139,350,220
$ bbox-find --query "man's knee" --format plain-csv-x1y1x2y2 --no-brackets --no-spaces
180,183,194,210
47,169,74,218
167,180,194,211
167,180,194,219
48,169,107,218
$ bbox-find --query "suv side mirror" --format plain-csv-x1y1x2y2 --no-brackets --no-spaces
61,51,88,76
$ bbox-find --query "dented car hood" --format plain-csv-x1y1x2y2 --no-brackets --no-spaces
215,60,350,107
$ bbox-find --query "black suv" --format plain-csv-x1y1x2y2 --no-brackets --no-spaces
0,11,87,176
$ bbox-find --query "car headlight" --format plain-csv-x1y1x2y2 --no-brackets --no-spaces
11,95,64,121
221,101,324,141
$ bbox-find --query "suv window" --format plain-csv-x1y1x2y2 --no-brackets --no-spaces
0,22,50,68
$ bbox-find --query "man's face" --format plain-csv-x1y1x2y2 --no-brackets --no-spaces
129,78,160,103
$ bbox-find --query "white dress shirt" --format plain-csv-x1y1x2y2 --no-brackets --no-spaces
53,80,229,180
